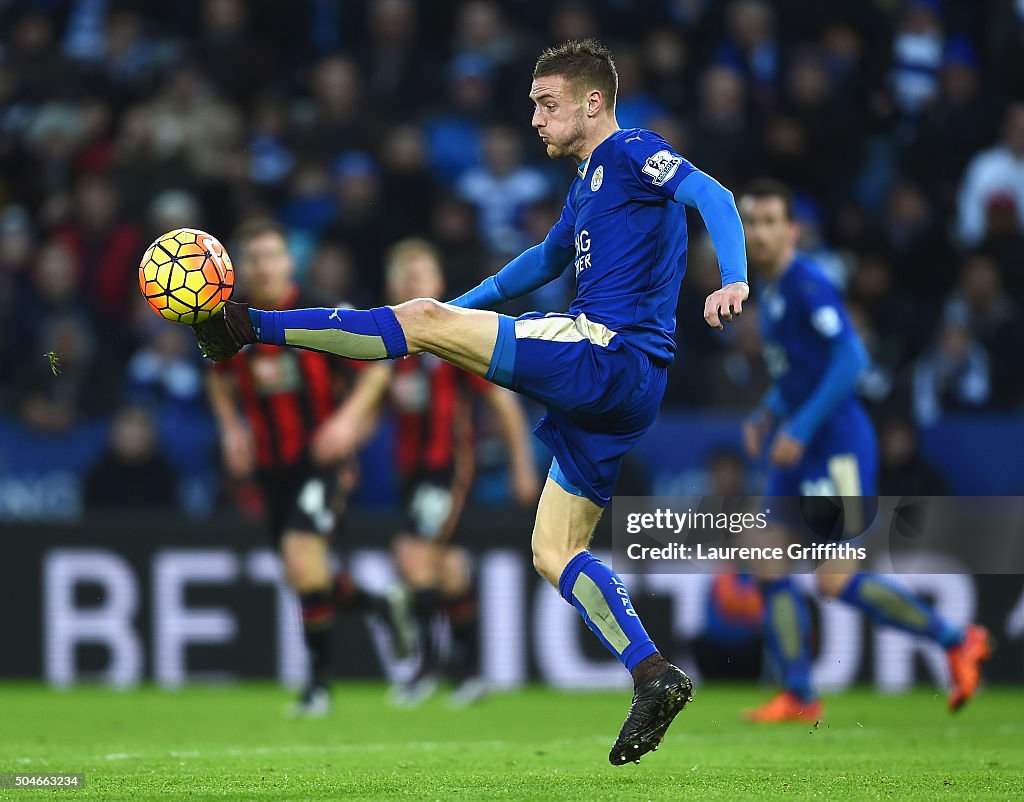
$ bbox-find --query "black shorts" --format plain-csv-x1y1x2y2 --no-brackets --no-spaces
257,463,347,548
400,469,467,542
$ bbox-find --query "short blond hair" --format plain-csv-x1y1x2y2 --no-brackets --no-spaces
385,238,442,284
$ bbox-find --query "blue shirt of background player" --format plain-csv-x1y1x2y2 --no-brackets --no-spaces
546,128,697,365
759,253,869,446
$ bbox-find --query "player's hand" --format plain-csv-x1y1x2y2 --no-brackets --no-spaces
768,430,804,468
704,281,749,330
222,422,255,478
742,413,771,460
510,463,541,506
310,412,358,466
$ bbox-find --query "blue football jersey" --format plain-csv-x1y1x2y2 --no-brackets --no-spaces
759,253,862,414
546,128,696,364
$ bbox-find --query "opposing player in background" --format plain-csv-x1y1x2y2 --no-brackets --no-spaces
193,39,749,764
207,219,414,716
314,239,539,706
739,179,992,722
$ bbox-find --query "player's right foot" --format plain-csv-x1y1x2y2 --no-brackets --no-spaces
742,691,823,723
193,300,255,362
947,624,993,712
448,676,488,708
609,665,693,766
292,683,331,717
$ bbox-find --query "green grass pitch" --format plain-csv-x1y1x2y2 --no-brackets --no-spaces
1,683,1021,801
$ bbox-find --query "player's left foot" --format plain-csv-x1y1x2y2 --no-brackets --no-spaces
292,683,331,718
947,623,993,712
609,665,693,766
390,672,439,708
448,676,488,708
193,300,255,362
375,586,417,660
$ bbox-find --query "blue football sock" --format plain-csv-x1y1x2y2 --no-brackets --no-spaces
558,551,658,672
250,306,408,359
839,573,963,649
760,577,815,701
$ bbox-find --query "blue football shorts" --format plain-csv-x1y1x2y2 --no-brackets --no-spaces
764,402,878,497
486,312,668,507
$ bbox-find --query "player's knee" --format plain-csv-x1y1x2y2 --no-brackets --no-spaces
532,545,568,586
281,535,326,592
439,548,470,595
395,297,446,329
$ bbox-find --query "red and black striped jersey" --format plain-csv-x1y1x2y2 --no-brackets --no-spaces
214,287,351,469
390,354,490,477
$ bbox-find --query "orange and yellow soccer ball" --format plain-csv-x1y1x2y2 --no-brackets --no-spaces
139,228,234,325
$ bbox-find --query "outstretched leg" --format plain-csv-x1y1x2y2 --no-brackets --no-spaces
194,298,503,379
531,476,693,765
818,567,992,711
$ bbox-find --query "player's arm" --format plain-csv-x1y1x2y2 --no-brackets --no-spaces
743,386,788,459
310,362,392,465
770,306,869,467
447,234,572,310
483,385,540,505
673,171,749,329
617,138,747,328
206,369,254,478
447,199,575,309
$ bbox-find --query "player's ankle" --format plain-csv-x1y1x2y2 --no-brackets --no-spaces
631,653,670,688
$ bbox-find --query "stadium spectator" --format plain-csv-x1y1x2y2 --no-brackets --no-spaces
323,152,391,295
642,27,691,116
359,0,434,122
703,302,770,412
428,194,488,298
906,34,1001,211
194,0,276,106
53,174,142,350
876,416,949,496
424,53,494,182
378,124,437,239
456,124,551,255
125,321,208,419
292,55,367,161
717,0,780,111
912,321,992,425
888,0,945,128
83,405,179,510
958,101,1024,246
687,65,751,189
881,178,956,304
15,311,117,432
611,48,667,130
943,252,1024,407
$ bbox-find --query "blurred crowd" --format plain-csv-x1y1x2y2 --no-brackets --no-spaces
1,0,1023,507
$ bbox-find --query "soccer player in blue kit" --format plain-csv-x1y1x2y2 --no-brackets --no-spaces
193,39,749,764
739,179,992,723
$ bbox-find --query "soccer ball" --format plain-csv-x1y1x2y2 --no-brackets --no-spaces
139,228,234,325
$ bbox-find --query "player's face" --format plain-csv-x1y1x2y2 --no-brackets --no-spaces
387,255,444,304
740,195,798,274
530,75,587,161
240,232,294,303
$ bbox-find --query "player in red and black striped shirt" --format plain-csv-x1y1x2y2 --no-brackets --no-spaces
207,219,413,715
317,239,539,705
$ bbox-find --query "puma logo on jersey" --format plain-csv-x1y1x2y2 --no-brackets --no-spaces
624,134,643,143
